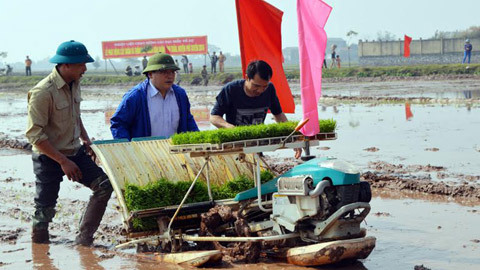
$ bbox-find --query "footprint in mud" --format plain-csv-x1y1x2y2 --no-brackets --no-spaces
373,212,391,217
425,147,439,152
1,177,19,182
0,228,24,244
364,147,379,152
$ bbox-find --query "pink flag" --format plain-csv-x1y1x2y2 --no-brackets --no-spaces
297,0,332,136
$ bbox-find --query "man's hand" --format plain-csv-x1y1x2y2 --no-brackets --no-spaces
210,115,236,129
294,148,302,159
34,140,83,182
59,158,82,182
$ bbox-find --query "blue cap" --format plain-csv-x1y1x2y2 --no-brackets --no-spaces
49,40,94,64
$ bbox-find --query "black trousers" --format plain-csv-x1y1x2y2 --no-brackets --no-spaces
211,63,216,74
32,145,107,209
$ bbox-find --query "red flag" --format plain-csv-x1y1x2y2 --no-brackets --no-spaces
235,0,295,113
404,35,412,58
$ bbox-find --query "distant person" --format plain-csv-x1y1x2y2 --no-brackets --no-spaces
208,51,218,74
134,65,142,76
336,55,341,68
218,51,227,72
25,56,32,76
176,69,182,86
25,40,112,246
201,65,208,86
330,45,337,68
110,52,199,140
188,62,193,73
125,65,133,76
323,52,328,68
463,39,473,64
181,55,189,74
142,56,148,70
6,64,13,76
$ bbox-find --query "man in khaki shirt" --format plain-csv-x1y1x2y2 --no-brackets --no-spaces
218,51,227,73
25,40,112,245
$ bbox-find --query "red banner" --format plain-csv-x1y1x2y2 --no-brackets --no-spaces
102,36,208,59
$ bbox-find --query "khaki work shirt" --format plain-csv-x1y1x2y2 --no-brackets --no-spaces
26,67,82,155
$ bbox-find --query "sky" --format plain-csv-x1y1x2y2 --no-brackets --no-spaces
0,0,479,63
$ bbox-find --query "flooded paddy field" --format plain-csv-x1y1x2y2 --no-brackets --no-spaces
0,78,479,269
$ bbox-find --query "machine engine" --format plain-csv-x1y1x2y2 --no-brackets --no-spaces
271,171,371,242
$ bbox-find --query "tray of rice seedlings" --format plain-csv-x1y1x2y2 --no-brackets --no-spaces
124,171,275,231
170,119,336,153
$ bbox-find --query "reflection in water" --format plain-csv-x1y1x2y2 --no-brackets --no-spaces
31,244,110,270
32,243,58,270
463,91,472,99
333,106,339,114
348,106,360,128
373,189,479,207
405,102,413,121
462,89,480,99
76,246,105,270
313,260,368,270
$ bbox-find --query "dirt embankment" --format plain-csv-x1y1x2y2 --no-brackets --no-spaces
1,73,479,92
317,95,480,104
362,161,480,199
319,74,480,83
264,157,480,200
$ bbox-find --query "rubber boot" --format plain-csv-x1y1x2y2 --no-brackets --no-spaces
31,207,55,244
32,222,50,244
75,176,113,246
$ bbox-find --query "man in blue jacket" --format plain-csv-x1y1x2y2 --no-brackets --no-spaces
111,53,199,140
463,39,473,65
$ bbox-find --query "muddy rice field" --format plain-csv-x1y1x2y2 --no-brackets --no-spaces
0,77,479,269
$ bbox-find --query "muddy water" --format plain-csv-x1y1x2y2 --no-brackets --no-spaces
284,103,480,183
0,80,479,269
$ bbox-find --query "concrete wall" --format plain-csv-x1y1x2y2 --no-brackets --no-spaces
283,38,359,65
358,37,478,66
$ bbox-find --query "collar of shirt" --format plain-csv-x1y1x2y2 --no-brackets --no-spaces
148,81,174,98
51,67,67,90
51,66,80,93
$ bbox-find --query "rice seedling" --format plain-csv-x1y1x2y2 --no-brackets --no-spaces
124,170,275,230
171,120,336,145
